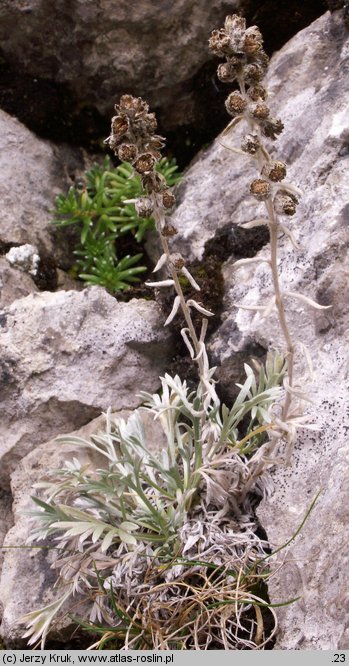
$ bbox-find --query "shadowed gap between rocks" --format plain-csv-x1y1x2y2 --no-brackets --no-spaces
0,0,331,169
159,222,270,404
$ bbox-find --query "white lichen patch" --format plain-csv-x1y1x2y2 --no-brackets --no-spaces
5,244,40,276
329,107,349,141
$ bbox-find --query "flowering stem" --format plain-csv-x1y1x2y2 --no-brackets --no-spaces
237,73,295,423
153,205,206,389
265,199,294,420
240,202,296,499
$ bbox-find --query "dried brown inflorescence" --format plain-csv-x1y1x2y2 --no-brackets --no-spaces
250,178,271,201
209,14,314,470
261,161,287,182
107,94,217,406
106,94,175,217
208,14,287,166
208,14,284,146
209,14,297,215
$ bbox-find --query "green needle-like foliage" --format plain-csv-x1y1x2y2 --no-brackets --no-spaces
53,156,180,292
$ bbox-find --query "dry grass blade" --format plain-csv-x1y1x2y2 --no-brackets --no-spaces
114,561,278,650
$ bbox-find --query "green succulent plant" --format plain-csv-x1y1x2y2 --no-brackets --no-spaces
53,156,180,292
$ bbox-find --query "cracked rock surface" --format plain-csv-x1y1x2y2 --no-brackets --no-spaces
0,257,38,309
0,287,171,490
0,109,83,268
0,0,237,129
0,0,327,142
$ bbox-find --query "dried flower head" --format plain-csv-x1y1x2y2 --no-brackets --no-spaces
262,161,287,182
117,143,137,162
224,14,247,34
106,94,165,160
208,29,232,57
241,133,260,155
135,197,154,218
162,223,178,237
262,117,284,140
144,112,158,132
242,27,263,54
209,15,267,89
111,114,129,139
142,171,165,194
274,191,299,216
250,178,271,201
225,91,247,117
247,85,267,102
224,15,262,55
118,94,148,115
170,253,185,270
133,152,156,174
217,62,239,83
162,190,176,209
243,63,265,83
250,102,270,120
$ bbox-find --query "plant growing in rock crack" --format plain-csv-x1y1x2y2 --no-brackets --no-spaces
21,360,286,649
20,36,321,649
53,155,180,292
208,14,331,476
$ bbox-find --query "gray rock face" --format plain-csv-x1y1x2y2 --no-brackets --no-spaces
0,0,238,129
0,1,328,139
0,258,38,309
172,10,349,650
0,109,83,267
0,411,167,646
0,490,13,585
0,287,171,489
0,416,114,645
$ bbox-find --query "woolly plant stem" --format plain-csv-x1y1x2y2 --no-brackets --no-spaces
230,83,297,493
238,71,295,423
153,204,206,386
239,197,295,496
265,199,294,420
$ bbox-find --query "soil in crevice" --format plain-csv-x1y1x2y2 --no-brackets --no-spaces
156,223,270,397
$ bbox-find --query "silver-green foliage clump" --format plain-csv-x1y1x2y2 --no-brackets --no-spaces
53,156,180,292
23,356,285,649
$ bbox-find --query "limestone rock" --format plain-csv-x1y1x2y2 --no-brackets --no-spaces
0,0,327,142
0,287,171,489
5,244,40,276
0,410,167,647
0,258,38,309
0,0,238,129
170,10,349,649
0,490,13,590
55,268,84,292
0,109,83,268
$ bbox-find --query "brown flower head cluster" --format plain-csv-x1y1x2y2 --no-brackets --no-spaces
209,15,299,217
209,15,284,143
106,95,175,217
249,160,299,214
